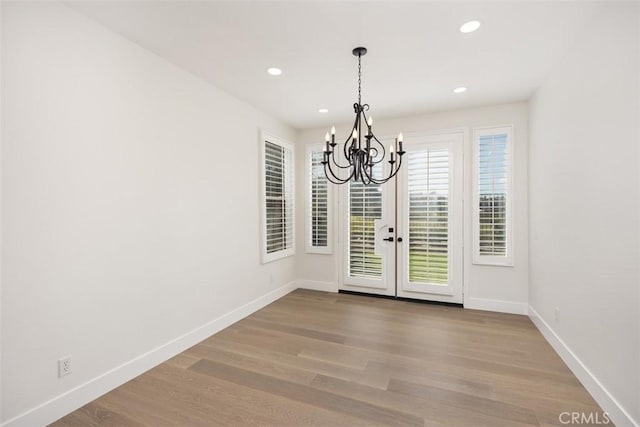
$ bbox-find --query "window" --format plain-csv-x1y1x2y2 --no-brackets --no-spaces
261,132,294,263
473,125,513,266
306,146,332,254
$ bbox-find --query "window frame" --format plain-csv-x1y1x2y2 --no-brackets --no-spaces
305,144,333,254
260,131,295,264
472,125,514,267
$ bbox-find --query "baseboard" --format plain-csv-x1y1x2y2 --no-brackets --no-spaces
296,279,338,293
529,306,638,427
464,297,528,315
1,281,299,427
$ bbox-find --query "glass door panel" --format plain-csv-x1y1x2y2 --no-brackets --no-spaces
397,133,463,303
341,151,395,295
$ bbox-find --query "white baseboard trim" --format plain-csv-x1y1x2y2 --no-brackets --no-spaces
296,279,338,293
464,297,528,315
529,306,638,427
1,281,299,427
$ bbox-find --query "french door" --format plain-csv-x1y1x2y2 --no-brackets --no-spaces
340,132,464,304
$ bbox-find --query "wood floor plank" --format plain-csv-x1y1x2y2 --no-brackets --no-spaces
50,402,145,427
388,377,540,425
310,373,536,427
145,363,368,426
52,289,607,427
197,333,391,389
184,343,318,385
189,359,424,427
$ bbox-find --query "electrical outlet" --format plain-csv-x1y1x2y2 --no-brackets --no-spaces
554,307,560,322
58,356,72,377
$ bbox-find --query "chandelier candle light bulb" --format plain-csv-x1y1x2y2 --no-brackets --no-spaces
321,47,404,185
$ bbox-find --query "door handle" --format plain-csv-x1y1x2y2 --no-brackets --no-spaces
397,237,403,243
383,237,394,242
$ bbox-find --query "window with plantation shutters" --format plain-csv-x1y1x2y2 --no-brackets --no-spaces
407,148,450,285
473,126,513,266
348,162,383,279
306,147,331,254
261,133,295,263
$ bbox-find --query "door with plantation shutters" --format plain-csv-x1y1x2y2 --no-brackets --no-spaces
340,150,396,296
396,132,463,303
339,132,462,302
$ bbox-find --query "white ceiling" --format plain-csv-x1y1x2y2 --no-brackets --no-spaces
67,1,602,130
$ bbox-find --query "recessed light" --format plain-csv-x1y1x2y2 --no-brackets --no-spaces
460,20,481,33
453,87,467,93
267,67,282,76
318,108,329,113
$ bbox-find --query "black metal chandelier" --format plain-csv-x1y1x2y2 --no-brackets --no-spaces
322,47,404,185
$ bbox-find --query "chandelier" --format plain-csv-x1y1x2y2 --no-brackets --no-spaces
322,47,405,185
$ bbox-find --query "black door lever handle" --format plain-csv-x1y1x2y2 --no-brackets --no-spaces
383,237,394,242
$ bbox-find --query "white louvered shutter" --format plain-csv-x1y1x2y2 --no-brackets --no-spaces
407,148,450,285
478,133,508,256
265,140,294,255
348,163,383,278
309,151,328,248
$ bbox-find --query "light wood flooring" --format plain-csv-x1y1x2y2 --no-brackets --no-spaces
52,289,605,426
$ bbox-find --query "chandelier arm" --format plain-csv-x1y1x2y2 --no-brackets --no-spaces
362,152,403,185
361,155,386,184
366,133,387,166
324,160,356,184
383,154,404,182
329,148,354,169
360,163,375,183
323,164,348,185
343,111,360,160
360,168,371,185
324,159,347,183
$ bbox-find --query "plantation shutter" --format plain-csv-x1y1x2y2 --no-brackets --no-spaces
265,140,294,254
348,163,383,278
407,148,450,285
309,151,328,247
478,133,508,256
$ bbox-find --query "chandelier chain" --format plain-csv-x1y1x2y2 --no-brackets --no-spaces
357,53,362,106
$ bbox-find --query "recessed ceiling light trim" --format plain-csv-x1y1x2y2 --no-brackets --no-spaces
267,67,282,76
460,20,481,33
318,108,329,113
453,87,468,93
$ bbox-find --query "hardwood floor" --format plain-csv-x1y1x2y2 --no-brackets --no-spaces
52,289,605,426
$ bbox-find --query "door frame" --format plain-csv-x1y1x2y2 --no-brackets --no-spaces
338,136,396,297
337,128,467,305
396,131,464,303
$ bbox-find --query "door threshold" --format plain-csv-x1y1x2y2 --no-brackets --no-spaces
338,290,463,308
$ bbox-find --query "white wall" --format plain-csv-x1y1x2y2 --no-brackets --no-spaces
528,3,639,425
296,102,529,313
1,2,296,424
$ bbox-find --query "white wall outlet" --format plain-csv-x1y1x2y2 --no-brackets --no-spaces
554,307,560,322
58,356,72,377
